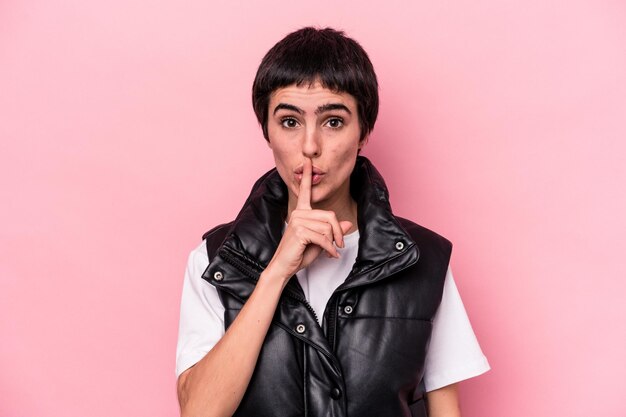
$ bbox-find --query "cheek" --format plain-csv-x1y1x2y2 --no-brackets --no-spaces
324,148,358,187
333,142,360,167
271,146,293,170
269,146,296,188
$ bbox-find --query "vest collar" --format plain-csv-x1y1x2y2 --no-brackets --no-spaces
204,156,419,298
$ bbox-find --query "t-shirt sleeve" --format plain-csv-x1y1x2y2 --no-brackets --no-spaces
423,266,490,391
175,240,226,378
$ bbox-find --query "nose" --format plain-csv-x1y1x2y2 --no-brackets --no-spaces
302,125,321,158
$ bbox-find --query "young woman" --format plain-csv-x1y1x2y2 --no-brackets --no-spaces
176,27,489,417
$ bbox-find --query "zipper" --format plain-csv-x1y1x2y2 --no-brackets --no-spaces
220,247,342,374
219,247,321,325
327,296,339,351
285,286,320,325
220,247,261,281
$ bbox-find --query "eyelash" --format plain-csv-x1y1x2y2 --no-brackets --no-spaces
280,117,299,128
325,117,344,129
279,117,344,129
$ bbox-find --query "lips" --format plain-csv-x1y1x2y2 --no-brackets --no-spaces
294,165,325,185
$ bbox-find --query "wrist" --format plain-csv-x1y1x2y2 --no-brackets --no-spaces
261,263,293,290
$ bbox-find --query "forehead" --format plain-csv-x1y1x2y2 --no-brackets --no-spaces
269,82,357,110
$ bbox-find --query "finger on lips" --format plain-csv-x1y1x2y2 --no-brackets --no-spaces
297,158,312,210
293,158,344,251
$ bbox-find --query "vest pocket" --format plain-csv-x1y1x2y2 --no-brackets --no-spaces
408,397,427,417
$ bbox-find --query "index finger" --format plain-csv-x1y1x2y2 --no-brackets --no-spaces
297,158,312,210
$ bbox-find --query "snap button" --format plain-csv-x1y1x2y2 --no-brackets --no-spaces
213,271,223,281
395,241,405,251
330,387,342,400
295,324,306,334
343,305,353,314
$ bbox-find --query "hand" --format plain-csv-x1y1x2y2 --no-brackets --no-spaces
265,158,353,282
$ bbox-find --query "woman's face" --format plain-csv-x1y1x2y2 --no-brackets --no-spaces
266,81,364,212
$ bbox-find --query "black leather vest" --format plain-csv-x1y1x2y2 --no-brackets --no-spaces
202,157,452,417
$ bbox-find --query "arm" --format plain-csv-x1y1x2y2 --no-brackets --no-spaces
426,383,461,417
177,266,290,417
177,158,351,417
421,267,490,417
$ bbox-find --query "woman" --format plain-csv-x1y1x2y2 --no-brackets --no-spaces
176,27,489,417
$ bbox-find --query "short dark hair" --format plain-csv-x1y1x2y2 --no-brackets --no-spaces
252,27,379,141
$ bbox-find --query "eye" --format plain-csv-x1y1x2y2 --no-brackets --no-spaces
281,117,299,128
325,117,344,129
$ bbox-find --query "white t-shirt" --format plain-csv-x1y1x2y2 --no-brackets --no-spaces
176,230,490,392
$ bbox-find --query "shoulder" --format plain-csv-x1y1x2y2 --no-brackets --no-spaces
201,221,235,261
201,221,235,243
395,216,453,255
185,239,209,277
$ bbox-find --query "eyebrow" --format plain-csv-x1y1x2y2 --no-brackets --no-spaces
273,103,303,115
272,102,352,116
315,103,351,115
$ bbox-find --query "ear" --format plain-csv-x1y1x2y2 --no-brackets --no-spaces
358,135,369,150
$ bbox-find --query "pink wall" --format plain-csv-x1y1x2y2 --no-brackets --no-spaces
1,1,625,416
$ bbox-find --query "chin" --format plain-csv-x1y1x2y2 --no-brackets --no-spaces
310,187,333,205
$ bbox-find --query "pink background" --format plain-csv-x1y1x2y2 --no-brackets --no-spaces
1,1,625,416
